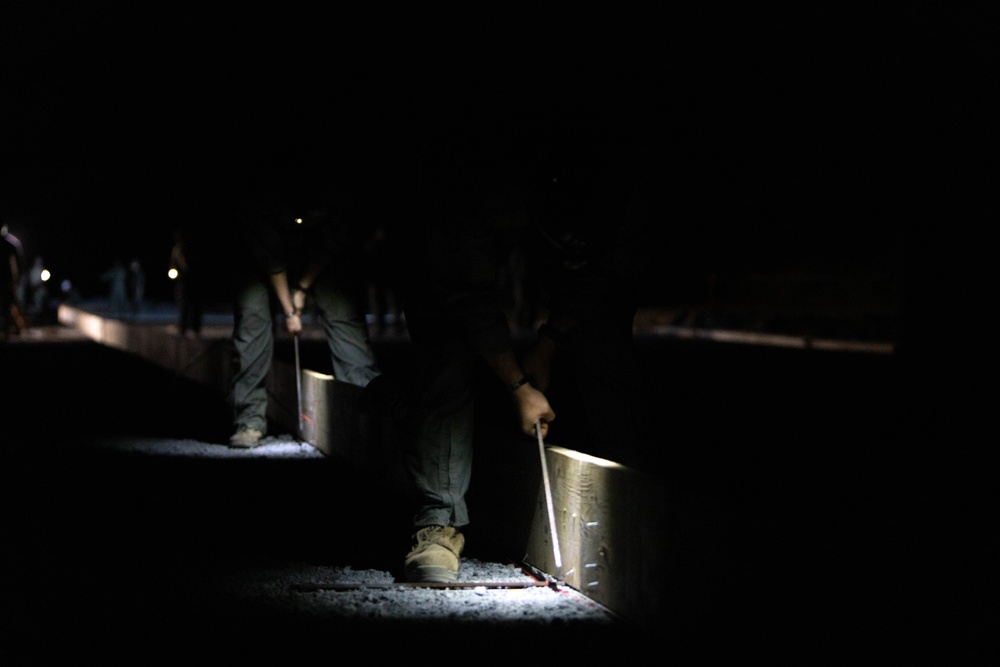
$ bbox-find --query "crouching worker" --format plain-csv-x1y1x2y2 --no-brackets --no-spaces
228,179,387,449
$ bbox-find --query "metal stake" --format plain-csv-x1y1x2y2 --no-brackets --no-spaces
294,333,303,439
536,420,562,580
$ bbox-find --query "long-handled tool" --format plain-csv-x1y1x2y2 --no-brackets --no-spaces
294,332,303,439
535,420,562,583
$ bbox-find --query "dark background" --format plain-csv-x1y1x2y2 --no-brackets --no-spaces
1,5,994,310
2,6,997,657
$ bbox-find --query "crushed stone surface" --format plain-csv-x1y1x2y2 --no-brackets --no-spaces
211,560,620,626
86,434,325,458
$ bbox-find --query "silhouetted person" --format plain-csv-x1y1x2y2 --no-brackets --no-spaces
128,257,145,315
99,259,129,318
26,256,48,316
393,118,651,584
517,132,653,468
1,223,27,338
227,176,395,448
170,228,203,337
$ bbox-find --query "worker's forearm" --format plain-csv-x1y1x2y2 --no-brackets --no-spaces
483,349,526,388
269,271,295,315
296,261,325,290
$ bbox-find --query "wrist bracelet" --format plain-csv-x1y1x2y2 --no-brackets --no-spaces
508,376,530,392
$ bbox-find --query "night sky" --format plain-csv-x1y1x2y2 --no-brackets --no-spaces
2,5,993,304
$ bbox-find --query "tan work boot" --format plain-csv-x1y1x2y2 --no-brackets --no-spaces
405,525,465,583
229,427,264,448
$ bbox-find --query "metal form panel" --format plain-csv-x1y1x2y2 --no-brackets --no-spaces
58,305,234,394
300,370,363,462
525,446,670,630
300,369,333,453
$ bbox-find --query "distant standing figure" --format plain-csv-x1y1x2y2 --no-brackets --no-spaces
128,258,146,315
170,228,203,337
27,256,48,316
100,259,129,318
1,223,27,337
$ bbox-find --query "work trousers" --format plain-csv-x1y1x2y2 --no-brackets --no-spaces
231,270,380,433
402,303,477,529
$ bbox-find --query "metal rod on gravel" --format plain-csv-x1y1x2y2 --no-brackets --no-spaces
535,420,562,581
294,333,303,439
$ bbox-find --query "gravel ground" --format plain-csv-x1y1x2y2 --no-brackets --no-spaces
90,433,327,459
4,349,638,661
9,324,992,662
69,433,625,636
213,559,618,626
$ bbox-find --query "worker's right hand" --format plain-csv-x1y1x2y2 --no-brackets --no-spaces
292,288,307,313
513,383,555,438
284,312,302,335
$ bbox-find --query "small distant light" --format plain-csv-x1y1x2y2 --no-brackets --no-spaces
40,269,51,281
61,279,71,292
168,268,179,280
295,218,303,224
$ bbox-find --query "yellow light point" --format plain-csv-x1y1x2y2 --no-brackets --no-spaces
295,218,303,224
40,269,51,282
168,268,178,280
